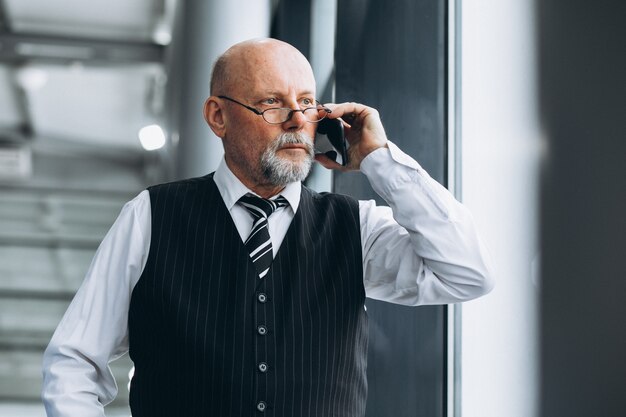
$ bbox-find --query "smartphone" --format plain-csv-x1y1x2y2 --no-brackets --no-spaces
315,117,348,166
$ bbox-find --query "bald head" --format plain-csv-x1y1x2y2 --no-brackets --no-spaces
210,38,315,96
203,38,319,196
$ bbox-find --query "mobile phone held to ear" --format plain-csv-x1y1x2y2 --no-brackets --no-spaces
315,117,348,166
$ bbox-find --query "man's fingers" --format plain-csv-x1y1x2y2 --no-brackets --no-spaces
323,102,382,138
320,101,388,167
324,102,368,121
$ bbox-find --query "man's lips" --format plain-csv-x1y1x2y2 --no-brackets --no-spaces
279,144,308,151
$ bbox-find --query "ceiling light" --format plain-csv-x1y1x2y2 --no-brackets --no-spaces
138,124,166,151
153,27,172,46
15,67,48,92
153,19,172,45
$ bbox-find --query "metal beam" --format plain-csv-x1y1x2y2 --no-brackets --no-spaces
30,133,147,165
0,289,75,301
0,32,164,64
6,66,34,134
0,335,52,352
0,182,138,199
0,0,10,33
0,232,102,249
0,127,148,165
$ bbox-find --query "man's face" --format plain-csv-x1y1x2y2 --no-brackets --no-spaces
219,43,318,189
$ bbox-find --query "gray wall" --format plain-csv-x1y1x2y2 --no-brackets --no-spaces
539,1,626,416
335,1,448,416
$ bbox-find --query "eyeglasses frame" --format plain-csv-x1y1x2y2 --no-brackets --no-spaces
217,95,331,124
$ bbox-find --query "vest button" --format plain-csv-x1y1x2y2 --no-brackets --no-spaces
258,362,268,372
257,401,267,412
257,325,267,335
257,293,267,303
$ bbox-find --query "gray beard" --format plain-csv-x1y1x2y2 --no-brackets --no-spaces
260,131,314,186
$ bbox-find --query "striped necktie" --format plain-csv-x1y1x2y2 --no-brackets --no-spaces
239,194,289,278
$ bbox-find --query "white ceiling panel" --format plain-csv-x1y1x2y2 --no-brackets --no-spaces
25,63,164,149
5,0,164,42
0,66,23,128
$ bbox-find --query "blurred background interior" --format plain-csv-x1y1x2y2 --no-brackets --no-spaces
0,0,623,417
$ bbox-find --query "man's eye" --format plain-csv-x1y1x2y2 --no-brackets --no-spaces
263,98,277,105
301,98,314,106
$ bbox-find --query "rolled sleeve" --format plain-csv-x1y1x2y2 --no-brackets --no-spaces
359,142,494,305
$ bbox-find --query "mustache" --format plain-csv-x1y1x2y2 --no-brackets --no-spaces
276,132,313,148
272,132,315,159
275,132,314,149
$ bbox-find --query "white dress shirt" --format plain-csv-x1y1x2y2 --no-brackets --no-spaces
42,141,494,417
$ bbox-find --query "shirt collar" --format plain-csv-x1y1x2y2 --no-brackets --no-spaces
214,157,301,213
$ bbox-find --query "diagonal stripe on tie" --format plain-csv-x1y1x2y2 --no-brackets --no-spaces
239,194,289,278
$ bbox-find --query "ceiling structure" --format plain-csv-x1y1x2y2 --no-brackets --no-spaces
0,0,177,413
0,0,174,155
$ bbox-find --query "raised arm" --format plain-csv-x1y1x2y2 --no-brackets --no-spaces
316,101,494,305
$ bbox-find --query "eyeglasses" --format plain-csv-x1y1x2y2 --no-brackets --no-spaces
218,95,331,124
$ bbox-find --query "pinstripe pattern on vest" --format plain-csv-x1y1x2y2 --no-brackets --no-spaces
128,174,368,417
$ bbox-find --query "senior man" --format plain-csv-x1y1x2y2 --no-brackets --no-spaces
42,38,493,417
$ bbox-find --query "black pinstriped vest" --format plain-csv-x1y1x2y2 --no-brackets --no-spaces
128,174,368,417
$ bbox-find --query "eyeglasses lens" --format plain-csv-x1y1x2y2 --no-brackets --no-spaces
263,108,327,124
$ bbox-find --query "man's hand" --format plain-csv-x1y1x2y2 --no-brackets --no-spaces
315,102,388,171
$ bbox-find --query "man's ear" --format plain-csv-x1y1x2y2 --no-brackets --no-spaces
203,96,226,138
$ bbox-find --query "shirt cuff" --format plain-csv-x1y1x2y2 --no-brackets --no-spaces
361,140,422,173
360,141,424,198
360,140,456,221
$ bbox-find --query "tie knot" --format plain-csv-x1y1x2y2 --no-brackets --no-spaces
239,194,289,219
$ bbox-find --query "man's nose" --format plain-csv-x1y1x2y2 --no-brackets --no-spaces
282,108,308,130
